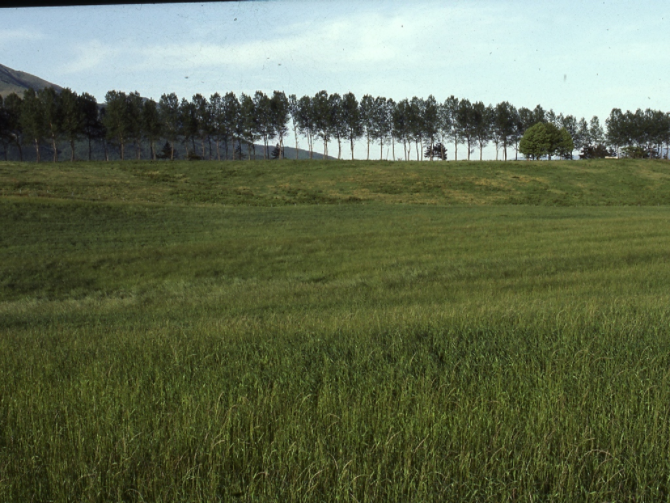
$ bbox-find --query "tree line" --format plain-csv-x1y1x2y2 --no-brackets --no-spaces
1,86,669,162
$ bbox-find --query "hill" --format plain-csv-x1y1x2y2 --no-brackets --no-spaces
0,63,62,98
0,158,669,206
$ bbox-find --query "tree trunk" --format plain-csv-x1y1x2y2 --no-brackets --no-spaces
170,142,174,161
120,141,125,161
88,137,92,161
380,139,383,161
351,137,355,160
392,137,395,161
215,140,221,161
454,139,458,161
104,140,109,161
51,137,58,162
479,143,483,161
17,142,23,162
337,136,341,159
34,139,40,163
70,140,75,162
366,135,370,160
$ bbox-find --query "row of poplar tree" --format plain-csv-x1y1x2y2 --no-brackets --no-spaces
0,86,669,162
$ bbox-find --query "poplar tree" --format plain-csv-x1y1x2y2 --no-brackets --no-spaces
126,92,144,160
312,90,331,158
559,114,578,158
296,95,317,159
422,95,439,160
605,108,625,157
240,93,258,160
79,93,103,161
393,99,411,161
493,102,516,161
454,99,475,160
223,92,241,160
472,101,491,161
158,93,180,160
142,98,162,161
179,98,198,158
39,87,61,162
192,93,212,159
2,93,23,161
58,88,84,161
341,92,362,161
253,91,272,159
270,91,290,159
288,94,300,159
575,118,591,151
409,97,425,160
328,93,345,159
359,94,375,160
372,96,391,160
589,116,605,147
209,93,224,160
103,90,130,160
20,88,47,162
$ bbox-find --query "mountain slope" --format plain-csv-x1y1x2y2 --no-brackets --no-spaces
0,63,62,98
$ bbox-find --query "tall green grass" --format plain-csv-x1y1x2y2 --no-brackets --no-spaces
3,160,670,501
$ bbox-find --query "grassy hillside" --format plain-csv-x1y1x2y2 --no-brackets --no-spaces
3,159,670,501
0,63,62,98
1,158,670,206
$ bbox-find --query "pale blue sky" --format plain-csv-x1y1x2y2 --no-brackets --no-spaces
1,0,669,159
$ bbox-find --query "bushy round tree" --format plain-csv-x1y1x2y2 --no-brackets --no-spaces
519,122,574,160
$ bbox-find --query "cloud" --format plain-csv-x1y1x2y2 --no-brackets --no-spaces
0,28,44,49
61,39,126,74
125,2,513,75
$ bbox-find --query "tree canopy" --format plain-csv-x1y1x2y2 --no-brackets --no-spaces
519,122,574,160
4,84,670,163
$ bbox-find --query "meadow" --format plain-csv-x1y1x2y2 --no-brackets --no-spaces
3,158,670,501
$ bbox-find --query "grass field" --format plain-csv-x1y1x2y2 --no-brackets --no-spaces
3,159,670,501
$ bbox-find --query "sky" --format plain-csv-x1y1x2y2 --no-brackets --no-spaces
1,0,669,159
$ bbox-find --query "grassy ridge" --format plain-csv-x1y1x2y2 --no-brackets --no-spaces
3,160,670,501
2,158,670,206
